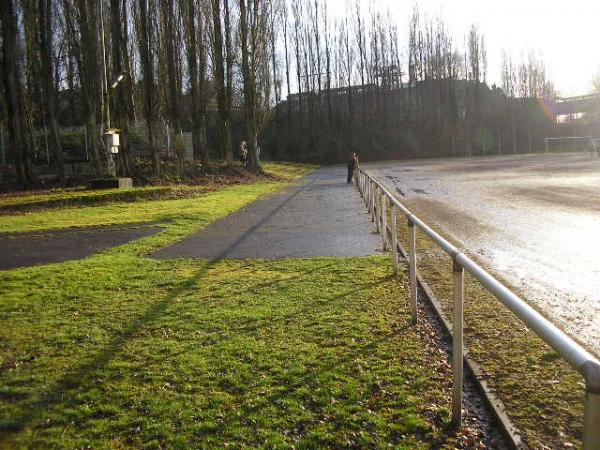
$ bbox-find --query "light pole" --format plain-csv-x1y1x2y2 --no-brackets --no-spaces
99,0,124,178
105,74,125,177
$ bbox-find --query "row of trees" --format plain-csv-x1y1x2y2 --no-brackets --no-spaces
1,0,274,185
1,0,571,186
264,2,560,162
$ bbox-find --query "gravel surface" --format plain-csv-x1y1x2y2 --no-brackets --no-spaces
366,152,600,356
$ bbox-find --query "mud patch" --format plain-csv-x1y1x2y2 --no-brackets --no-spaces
406,197,494,242
505,185,600,213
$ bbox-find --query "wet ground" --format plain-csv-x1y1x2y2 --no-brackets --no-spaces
366,152,600,356
153,166,381,260
0,223,163,270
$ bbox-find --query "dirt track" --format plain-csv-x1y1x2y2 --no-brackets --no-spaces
366,152,600,356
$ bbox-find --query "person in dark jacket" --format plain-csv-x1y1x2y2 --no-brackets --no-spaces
347,152,358,184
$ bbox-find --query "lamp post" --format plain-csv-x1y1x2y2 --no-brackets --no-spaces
99,1,125,178
105,74,125,177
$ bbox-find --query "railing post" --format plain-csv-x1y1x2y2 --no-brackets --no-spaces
452,257,465,428
408,219,418,322
583,361,600,450
374,187,380,231
381,194,388,251
391,204,398,273
369,179,375,222
584,390,600,450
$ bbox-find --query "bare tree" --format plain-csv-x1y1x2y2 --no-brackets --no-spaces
64,0,104,175
110,0,133,176
1,0,35,184
183,0,209,166
501,51,518,154
239,0,272,171
211,0,234,165
38,0,65,181
135,0,160,175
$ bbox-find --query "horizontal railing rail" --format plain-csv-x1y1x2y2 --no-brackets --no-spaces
354,166,600,449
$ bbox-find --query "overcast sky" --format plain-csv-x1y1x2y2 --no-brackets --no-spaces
328,0,600,97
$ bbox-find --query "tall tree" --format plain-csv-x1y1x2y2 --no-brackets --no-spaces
239,0,271,171
183,0,209,166
110,0,133,176
64,0,104,175
136,0,160,175
211,0,234,165
39,0,65,181
1,0,34,184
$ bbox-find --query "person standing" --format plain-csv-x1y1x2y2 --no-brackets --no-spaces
239,141,248,166
347,152,358,184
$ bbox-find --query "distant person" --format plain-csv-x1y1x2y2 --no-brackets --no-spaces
347,152,358,184
239,141,248,166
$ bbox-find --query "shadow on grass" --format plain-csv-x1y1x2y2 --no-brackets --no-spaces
0,172,320,440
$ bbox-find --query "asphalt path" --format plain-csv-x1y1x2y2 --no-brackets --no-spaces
153,166,381,260
0,223,163,270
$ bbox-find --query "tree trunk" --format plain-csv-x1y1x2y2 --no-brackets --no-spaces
39,0,65,181
185,0,209,167
239,0,261,172
1,0,34,185
111,0,133,176
212,0,233,165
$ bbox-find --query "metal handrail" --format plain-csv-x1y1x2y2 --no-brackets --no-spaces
354,167,600,449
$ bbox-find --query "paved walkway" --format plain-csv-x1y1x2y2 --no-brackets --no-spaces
153,166,380,260
0,224,163,270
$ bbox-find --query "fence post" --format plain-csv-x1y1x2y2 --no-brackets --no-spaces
375,187,381,233
381,194,388,251
583,361,600,450
408,219,418,322
371,183,376,222
452,257,465,428
584,393,600,450
369,179,373,214
367,179,371,213
359,172,363,195
391,204,398,273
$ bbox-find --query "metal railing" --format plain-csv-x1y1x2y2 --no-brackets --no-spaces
354,167,600,449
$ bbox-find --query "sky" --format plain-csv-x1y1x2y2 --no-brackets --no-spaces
328,0,600,97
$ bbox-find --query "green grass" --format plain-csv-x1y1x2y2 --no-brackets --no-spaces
0,256,461,449
0,186,175,211
0,182,284,234
261,162,317,180
0,162,315,234
0,163,466,448
392,210,585,449
0,162,316,214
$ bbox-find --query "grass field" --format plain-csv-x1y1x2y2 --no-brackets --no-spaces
0,163,469,448
0,163,313,234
